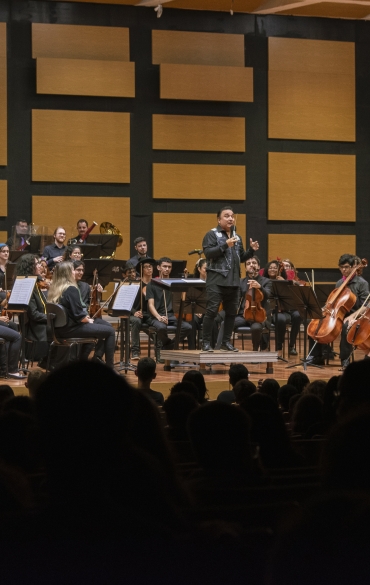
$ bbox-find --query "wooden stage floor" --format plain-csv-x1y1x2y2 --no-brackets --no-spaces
6,334,360,401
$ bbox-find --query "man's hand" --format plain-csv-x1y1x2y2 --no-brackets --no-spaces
248,280,261,289
226,236,238,248
54,256,63,263
134,310,143,318
158,315,168,324
0,315,9,323
250,238,259,251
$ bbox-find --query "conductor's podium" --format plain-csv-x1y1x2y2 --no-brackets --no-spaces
160,349,279,374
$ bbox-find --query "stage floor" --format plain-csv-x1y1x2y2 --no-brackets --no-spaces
6,334,360,401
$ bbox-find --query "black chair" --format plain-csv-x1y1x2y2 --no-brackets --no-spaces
45,302,98,372
139,323,158,357
233,325,270,351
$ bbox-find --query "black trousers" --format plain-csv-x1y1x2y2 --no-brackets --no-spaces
0,322,21,372
272,310,302,351
148,314,193,349
202,285,239,345
234,315,266,351
56,321,116,368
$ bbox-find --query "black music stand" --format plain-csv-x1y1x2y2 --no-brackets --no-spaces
8,276,38,373
79,243,102,259
280,284,324,370
82,259,115,288
88,234,119,257
108,283,140,373
171,260,187,278
172,286,208,349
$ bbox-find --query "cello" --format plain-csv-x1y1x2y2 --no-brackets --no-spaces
346,293,370,351
307,258,367,345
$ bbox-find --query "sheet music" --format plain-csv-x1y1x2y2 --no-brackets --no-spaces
8,277,37,306
112,283,140,312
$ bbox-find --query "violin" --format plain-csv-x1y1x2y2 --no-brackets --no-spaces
307,258,368,345
243,278,266,323
0,290,12,319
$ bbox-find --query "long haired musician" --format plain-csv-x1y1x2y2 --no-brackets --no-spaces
309,254,369,369
47,262,116,368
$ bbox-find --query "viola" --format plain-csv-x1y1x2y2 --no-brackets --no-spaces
243,281,266,323
307,258,368,345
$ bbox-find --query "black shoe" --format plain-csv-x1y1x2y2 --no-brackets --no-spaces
201,342,214,352
92,356,105,365
307,356,325,366
289,347,298,356
220,342,239,352
131,352,140,361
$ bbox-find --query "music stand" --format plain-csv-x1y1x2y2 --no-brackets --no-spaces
79,243,102,259
82,259,115,288
27,236,42,255
108,283,140,372
88,235,119,258
171,260,187,278
8,276,38,372
278,284,325,371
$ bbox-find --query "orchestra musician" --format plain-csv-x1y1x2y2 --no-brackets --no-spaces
146,257,193,363
70,219,90,244
263,260,302,356
128,236,151,269
41,226,67,270
63,245,82,262
201,206,259,353
15,254,49,365
6,219,29,251
309,254,369,368
130,257,157,360
0,243,10,299
121,262,138,282
47,262,116,368
234,256,272,352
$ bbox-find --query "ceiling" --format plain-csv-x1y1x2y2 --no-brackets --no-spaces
46,0,370,20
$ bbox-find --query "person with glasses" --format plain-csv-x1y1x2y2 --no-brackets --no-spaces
41,226,67,270
63,245,82,262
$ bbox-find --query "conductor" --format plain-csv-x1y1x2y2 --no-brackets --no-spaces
201,207,259,352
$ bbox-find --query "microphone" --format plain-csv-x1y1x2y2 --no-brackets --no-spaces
188,249,202,256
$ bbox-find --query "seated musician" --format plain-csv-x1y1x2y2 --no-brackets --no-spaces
15,254,49,365
41,226,67,270
47,262,115,368
128,237,151,269
63,245,82,262
6,219,29,251
69,219,92,244
130,258,157,360
262,260,302,356
146,257,193,362
121,262,138,282
309,254,370,368
234,256,272,352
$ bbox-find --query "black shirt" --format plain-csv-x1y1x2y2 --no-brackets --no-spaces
146,280,173,316
335,275,370,314
42,243,67,269
203,226,253,287
132,281,149,314
77,281,91,308
58,286,88,327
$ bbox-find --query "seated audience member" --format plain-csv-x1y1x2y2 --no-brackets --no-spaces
262,260,302,356
0,410,39,474
291,394,324,438
241,393,302,469
163,392,198,441
259,378,280,403
26,369,48,400
0,385,14,408
322,375,340,430
233,379,257,404
170,381,199,403
134,357,164,407
2,396,34,417
146,257,193,362
234,256,271,352
287,371,310,394
337,359,370,418
278,384,299,413
130,258,156,360
182,370,208,404
217,364,249,404
304,379,327,401
47,262,116,368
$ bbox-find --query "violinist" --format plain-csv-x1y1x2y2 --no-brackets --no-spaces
38,259,51,291
309,254,369,368
262,260,302,356
234,256,272,352
47,262,116,368
130,257,157,360
201,207,259,353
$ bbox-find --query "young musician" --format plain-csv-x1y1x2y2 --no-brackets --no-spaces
41,226,67,270
146,257,193,362
128,237,151,269
130,258,157,360
63,245,82,262
47,262,116,368
201,207,259,352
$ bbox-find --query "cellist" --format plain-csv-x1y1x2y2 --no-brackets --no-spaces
308,254,369,369
234,256,272,352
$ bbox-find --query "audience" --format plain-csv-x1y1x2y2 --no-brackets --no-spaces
278,383,299,412
163,392,198,441
170,381,199,402
259,378,280,403
233,379,257,404
287,371,310,394
291,394,324,438
134,357,164,407
217,364,249,404
182,370,208,404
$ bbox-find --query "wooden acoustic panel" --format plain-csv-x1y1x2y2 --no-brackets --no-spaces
160,64,253,102
0,231,7,244
268,234,356,269
153,213,246,275
268,153,356,222
153,164,245,200
152,30,244,67
268,38,355,141
36,58,135,97
32,110,130,183
0,181,7,216
153,115,245,152
32,195,129,260
0,24,6,166
32,24,130,61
